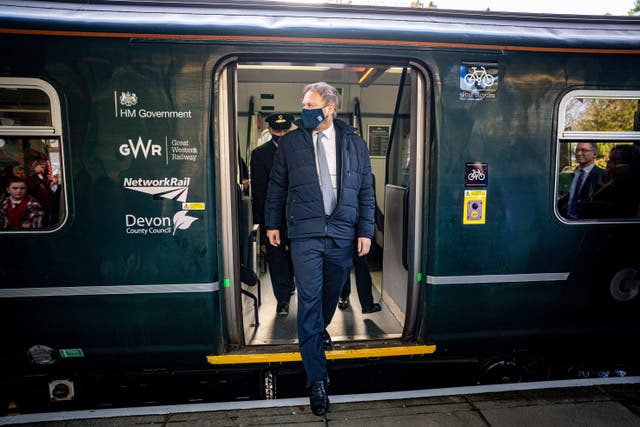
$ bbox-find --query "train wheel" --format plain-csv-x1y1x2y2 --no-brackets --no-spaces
261,369,277,400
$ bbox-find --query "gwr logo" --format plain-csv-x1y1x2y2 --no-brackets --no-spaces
119,137,162,159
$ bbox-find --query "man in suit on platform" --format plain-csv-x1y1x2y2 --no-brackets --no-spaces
250,113,296,316
265,82,375,416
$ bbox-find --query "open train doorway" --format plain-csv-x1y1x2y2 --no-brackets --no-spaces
215,58,429,350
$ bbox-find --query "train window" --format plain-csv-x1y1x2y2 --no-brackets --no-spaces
0,78,65,232
563,97,639,133
0,87,52,127
556,90,640,222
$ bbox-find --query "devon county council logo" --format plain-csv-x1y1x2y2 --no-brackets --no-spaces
173,211,198,235
125,210,199,236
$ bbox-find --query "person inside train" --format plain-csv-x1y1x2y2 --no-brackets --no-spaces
338,177,382,314
250,113,296,316
592,144,640,218
0,176,44,229
27,159,60,227
559,142,605,219
265,82,375,417
1,163,26,201
12,164,26,180
338,245,382,314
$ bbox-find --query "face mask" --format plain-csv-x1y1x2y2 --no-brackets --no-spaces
270,134,281,144
300,107,325,130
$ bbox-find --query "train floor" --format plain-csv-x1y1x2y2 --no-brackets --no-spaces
242,263,403,346
3,377,639,426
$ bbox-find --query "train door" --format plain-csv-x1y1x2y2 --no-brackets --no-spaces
382,67,427,338
214,58,246,347
214,58,429,351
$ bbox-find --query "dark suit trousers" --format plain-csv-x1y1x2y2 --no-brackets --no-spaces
290,237,353,382
340,250,374,309
264,229,294,303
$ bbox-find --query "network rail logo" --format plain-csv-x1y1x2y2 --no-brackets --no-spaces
121,175,205,237
123,177,190,203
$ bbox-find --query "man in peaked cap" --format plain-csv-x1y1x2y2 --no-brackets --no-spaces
250,113,296,316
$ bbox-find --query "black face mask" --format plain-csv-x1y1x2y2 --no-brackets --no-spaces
271,134,281,144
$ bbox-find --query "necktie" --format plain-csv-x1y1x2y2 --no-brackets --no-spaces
316,132,336,215
568,169,585,218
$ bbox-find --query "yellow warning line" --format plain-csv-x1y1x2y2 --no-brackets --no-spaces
207,344,436,365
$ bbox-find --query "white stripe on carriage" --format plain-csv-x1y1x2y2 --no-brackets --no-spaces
426,272,570,285
0,282,219,297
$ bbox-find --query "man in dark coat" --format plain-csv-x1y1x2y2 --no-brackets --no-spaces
265,82,375,416
250,113,295,315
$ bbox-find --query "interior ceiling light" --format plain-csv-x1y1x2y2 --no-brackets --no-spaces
358,67,376,85
358,67,389,87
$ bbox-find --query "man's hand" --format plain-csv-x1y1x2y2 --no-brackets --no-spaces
267,229,281,247
357,237,371,257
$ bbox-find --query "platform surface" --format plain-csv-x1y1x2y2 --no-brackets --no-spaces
4,377,639,426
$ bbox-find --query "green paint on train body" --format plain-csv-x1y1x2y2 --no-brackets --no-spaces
423,50,640,352
0,1,639,386
0,37,225,372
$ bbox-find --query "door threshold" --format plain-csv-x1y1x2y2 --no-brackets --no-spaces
207,339,436,365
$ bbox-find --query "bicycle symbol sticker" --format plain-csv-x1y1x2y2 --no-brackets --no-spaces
465,162,488,187
460,62,499,100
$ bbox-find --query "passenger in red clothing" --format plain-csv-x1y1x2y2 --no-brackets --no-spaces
0,176,44,229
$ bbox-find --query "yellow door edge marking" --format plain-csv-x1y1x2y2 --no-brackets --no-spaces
207,344,436,365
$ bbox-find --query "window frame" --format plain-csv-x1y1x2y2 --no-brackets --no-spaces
555,89,640,224
0,77,67,233
0,78,62,136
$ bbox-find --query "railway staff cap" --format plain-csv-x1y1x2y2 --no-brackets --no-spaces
265,113,294,131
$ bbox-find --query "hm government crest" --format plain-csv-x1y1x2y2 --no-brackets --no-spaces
119,91,138,107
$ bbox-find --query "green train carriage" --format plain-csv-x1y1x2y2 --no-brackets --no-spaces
1,0,639,409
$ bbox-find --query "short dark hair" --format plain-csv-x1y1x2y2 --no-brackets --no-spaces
6,176,26,186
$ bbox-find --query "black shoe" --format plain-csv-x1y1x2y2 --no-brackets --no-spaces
305,375,330,388
309,380,330,416
338,297,350,310
322,329,333,350
362,303,382,314
276,301,289,316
